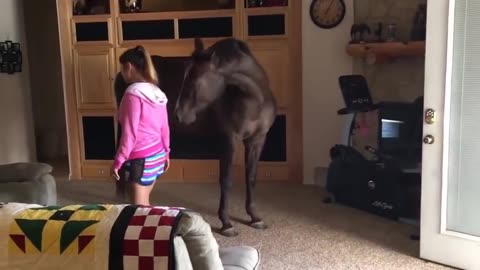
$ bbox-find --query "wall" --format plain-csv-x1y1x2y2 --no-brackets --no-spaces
0,0,36,164
24,0,67,161
302,0,355,185
354,0,426,102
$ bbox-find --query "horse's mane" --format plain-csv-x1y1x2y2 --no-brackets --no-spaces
192,38,253,66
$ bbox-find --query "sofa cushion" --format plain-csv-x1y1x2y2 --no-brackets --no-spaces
220,246,260,270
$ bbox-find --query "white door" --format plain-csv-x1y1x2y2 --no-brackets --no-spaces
421,0,480,269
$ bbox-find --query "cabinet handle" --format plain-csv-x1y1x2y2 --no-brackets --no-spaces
99,170,105,174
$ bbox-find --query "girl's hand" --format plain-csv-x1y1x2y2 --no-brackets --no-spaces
112,167,120,180
165,159,170,172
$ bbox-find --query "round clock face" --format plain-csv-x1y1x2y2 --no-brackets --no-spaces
310,0,346,29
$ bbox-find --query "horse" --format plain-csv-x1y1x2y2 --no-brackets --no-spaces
174,37,277,237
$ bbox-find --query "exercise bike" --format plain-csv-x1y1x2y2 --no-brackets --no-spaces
325,75,422,222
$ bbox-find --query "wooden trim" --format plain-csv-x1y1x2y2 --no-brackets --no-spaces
174,19,180,39
346,41,426,62
116,17,124,45
119,9,236,21
288,0,303,183
57,0,81,179
111,0,120,47
119,37,232,47
236,0,245,39
244,6,289,15
82,160,114,166
72,15,112,21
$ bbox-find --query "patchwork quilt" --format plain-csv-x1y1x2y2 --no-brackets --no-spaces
0,203,185,270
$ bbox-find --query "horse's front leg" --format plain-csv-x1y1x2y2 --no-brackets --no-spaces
218,136,237,237
244,134,267,230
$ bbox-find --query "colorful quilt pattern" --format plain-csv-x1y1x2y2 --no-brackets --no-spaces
109,205,184,270
8,204,112,256
3,204,185,270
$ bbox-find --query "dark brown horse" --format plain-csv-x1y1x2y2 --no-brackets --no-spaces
175,37,277,237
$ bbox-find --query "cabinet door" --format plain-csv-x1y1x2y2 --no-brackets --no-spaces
80,115,116,161
74,47,115,109
249,42,289,108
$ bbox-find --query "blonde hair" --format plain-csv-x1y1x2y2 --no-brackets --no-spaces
119,45,159,85
140,48,158,85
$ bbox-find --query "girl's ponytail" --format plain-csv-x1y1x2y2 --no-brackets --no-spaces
138,46,158,85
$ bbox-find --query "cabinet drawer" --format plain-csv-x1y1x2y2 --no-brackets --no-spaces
233,165,245,182
256,165,289,181
160,160,183,183
183,161,219,182
82,165,111,179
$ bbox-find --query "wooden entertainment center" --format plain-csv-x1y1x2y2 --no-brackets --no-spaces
56,0,303,183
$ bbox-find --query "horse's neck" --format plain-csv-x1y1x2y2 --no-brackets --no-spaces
225,72,265,104
222,57,269,104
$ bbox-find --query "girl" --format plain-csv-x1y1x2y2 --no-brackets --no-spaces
112,45,170,206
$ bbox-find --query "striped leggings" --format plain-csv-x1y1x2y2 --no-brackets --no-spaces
120,151,167,186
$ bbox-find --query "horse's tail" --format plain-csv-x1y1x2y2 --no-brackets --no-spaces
115,180,127,200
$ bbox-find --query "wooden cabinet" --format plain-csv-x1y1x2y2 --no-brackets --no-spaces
73,46,116,109
250,41,289,108
57,0,303,183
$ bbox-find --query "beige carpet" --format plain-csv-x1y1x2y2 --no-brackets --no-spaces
55,179,451,270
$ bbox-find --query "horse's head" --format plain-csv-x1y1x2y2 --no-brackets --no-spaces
175,38,226,125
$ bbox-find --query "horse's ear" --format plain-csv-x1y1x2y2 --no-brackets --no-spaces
194,37,204,51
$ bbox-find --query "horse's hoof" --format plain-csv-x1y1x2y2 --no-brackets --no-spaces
250,220,268,230
220,227,239,237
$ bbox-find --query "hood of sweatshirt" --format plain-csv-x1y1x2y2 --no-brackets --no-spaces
125,82,168,105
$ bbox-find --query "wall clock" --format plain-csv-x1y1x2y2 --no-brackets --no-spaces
310,0,346,29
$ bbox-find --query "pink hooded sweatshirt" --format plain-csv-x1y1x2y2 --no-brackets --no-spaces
113,82,170,170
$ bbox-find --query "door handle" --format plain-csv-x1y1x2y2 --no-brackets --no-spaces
423,135,435,144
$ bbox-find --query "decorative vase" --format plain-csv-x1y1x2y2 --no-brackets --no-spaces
124,0,142,13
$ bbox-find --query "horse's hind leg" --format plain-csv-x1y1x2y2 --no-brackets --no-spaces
218,136,238,237
244,133,267,230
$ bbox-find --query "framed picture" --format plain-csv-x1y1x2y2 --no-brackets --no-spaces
0,40,22,74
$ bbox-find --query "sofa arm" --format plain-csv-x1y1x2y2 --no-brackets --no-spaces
0,163,53,182
175,211,224,270
37,173,57,206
